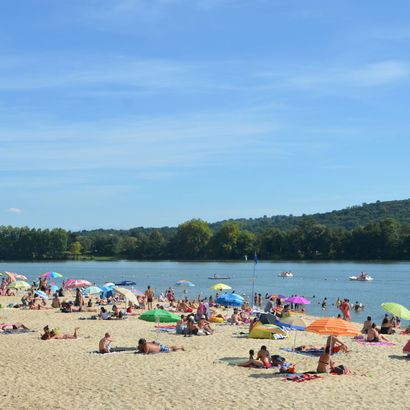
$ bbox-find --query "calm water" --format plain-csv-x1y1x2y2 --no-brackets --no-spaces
1,260,409,323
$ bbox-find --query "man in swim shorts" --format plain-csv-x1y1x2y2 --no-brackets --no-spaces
145,286,155,310
137,338,184,354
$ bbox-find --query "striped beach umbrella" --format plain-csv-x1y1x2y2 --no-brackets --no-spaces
6,280,31,290
176,280,195,287
40,272,63,278
64,279,92,288
130,289,145,297
305,317,360,337
381,303,410,320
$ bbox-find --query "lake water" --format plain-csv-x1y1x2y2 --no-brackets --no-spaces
1,260,409,324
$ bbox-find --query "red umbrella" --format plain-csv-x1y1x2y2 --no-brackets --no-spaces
64,279,92,288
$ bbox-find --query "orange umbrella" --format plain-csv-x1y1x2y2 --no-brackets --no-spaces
305,317,360,336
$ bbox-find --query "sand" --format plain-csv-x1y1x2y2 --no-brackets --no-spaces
0,295,409,410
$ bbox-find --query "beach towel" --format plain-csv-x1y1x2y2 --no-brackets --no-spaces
354,340,396,346
285,374,323,382
90,347,138,355
1,329,36,335
280,347,325,357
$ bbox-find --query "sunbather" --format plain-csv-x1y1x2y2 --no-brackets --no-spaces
238,345,272,368
0,322,30,331
367,323,389,342
99,332,114,353
137,338,184,354
41,325,80,340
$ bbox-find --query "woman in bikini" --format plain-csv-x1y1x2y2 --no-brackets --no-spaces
41,325,80,340
317,346,335,373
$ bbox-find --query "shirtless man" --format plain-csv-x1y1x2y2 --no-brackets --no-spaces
362,316,372,334
99,332,114,353
137,338,184,354
145,286,155,310
231,309,244,325
41,326,80,340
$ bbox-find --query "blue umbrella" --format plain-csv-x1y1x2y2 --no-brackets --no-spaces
215,294,244,307
83,286,102,294
50,285,59,291
35,290,49,299
114,281,136,286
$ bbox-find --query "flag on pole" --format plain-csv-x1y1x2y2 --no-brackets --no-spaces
254,252,258,264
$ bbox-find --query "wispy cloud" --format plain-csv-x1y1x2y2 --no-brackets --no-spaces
7,208,23,213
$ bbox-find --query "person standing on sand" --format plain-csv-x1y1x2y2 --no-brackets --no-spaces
145,286,155,310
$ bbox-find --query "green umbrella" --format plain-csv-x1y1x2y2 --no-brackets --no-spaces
139,309,181,323
381,303,410,320
7,280,31,290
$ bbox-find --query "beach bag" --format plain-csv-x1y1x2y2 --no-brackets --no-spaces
333,365,348,375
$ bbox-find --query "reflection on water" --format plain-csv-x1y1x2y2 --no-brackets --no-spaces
1,260,408,323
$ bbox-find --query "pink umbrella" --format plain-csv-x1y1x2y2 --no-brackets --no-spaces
285,296,311,305
64,279,92,288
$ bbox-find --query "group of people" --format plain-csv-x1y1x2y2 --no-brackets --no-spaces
362,314,401,341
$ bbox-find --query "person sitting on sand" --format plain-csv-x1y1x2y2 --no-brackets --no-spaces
112,305,123,319
367,323,389,343
238,345,272,368
99,307,111,320
0,322,30,332
41,325,80,340
380,317,393,334
326,335,349,353
137,338,184,354
362,316,372,334
231,309,244,325
51,294,61,309
317,346,335,373
99,332,114,353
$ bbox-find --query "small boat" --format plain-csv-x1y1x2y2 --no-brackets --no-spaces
349,275,373,281
208,275,231,280
278,271,293,278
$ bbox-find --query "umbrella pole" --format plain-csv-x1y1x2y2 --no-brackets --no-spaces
327,335,333,374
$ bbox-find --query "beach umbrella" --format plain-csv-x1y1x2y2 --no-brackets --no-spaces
103,282,115,288
130,289,145,297
114,287,138,305
270,294,286,299
285,296,311,305
50,285,59,292
215,293,244,307
249,322,288,339
381,303,410,320
114,280,136,286
210,283,231,291
40,272,63,278
7,280,31,290
35,290,49,299
305,317,360,373
139,309,181,323
100,286,114,293
277,316,307,330
83,286,102,294
64,279,92,288
176,280,195,287
15,274,28,280
4,271,17,282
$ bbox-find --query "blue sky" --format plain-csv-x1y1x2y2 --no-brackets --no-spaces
1,0,409,230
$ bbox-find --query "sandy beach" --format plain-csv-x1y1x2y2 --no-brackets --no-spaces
1,295,409,410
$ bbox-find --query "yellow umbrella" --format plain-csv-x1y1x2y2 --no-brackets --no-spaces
210,283,231,291
6,280,31,290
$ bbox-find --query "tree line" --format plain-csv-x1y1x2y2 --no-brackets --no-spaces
0,217,410,261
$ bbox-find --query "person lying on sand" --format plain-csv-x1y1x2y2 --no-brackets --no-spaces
67,305,97,313
137,338,184,354
367,323,389,342
295,345,325,352
99,332,114,353
41,326,80,340
0,322,30,331
29,301,52,310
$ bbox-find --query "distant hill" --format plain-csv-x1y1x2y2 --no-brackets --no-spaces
73,198,410,236
209,199,410,233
